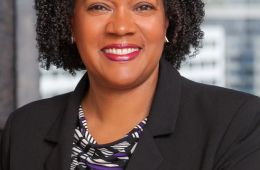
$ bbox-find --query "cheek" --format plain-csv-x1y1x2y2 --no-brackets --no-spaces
73,15,108,66
73,6,108,48
135,16,166,59
75,17,104,46
135,15,167,42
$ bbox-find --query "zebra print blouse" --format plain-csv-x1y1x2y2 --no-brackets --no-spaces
70,106,147,170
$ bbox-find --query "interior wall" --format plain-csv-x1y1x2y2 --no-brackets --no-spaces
0,0,15,129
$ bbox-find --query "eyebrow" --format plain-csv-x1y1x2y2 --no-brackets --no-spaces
84,0,159,3
83,0,160,7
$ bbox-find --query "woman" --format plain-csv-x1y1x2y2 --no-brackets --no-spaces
1,0,260,170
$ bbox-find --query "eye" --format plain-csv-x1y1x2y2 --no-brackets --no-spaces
135,4,155,12
87,4,111,12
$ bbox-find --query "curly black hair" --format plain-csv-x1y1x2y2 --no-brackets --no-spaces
35,0,205,74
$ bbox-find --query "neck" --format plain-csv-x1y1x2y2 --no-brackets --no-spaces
81,66,159,127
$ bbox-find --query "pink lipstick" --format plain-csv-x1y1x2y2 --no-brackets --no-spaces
101,44,142,62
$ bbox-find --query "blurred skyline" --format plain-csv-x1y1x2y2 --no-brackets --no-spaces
181,0,260,96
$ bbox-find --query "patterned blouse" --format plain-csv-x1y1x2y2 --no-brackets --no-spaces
70,106,147,170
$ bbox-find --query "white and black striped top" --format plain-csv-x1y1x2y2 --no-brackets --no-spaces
70,106,147,170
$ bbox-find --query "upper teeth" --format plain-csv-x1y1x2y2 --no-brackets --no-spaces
103,48,139,55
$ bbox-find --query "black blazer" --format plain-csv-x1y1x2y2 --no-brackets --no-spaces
1,59,260,170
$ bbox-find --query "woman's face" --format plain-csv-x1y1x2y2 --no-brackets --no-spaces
72,0,169,89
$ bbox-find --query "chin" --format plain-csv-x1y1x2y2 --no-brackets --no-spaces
105,75,144,90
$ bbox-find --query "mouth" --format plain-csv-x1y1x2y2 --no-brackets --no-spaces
101,44,142,62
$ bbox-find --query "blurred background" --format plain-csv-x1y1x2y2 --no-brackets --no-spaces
1,0,260,130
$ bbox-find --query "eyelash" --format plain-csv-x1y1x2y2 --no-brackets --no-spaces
87,4,155,12
88,4,110,11
135,4,154,11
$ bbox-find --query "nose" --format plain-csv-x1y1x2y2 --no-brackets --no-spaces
105,8,136,36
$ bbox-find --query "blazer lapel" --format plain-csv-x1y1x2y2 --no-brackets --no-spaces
44,95,78,170
44,74,89,170
126,128,163,170
127,58,182,170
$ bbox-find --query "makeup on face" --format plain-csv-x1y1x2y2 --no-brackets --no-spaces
72,0,168,88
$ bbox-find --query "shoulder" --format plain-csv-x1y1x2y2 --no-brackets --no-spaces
180,76,260,110
179,77,260,168
12,92,71,117
0,92,73,169
5,92,72,136
179,76,260,140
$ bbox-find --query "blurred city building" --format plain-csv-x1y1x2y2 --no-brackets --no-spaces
40,68,84,99
180,26,226,87
180,0,260,96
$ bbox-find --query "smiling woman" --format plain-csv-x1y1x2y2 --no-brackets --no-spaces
35,0,204,74
1,0,260,170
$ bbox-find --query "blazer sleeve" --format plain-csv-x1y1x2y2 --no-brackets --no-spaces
214,96,260,170
0,113,13,170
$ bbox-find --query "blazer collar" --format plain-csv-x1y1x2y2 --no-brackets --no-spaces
147,58,181,136
44,58,182,170
125,59,182,170
44,73,89,170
